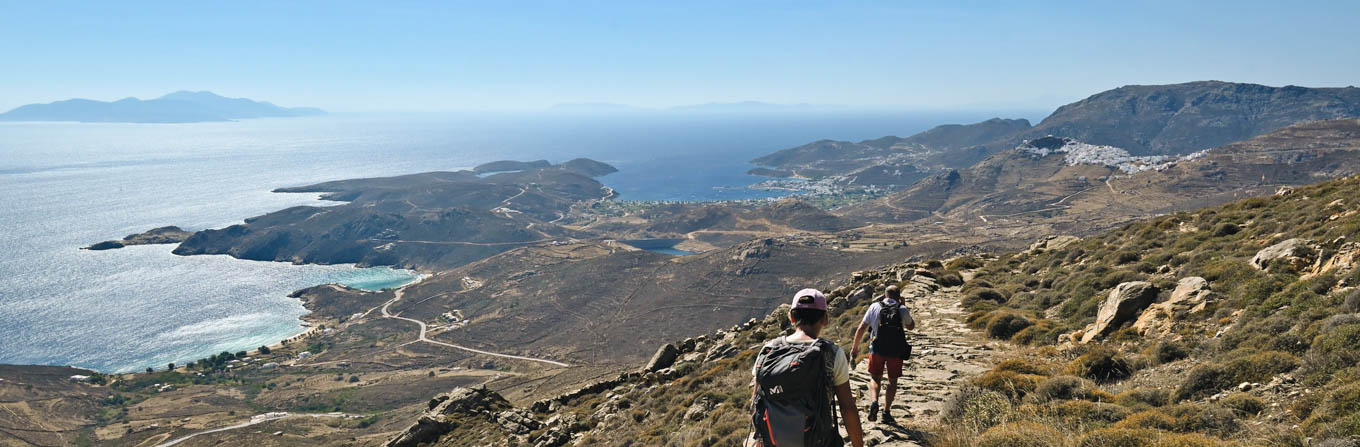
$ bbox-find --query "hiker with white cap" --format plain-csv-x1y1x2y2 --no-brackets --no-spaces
748,288,864,447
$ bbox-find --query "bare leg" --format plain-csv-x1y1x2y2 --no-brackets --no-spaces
885,377,898,409
868,369,882,404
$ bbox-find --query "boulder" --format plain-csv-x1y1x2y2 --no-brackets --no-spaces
641,344,679,373
1132,277,1212,336
1169,277,1211,305
386,387,512,447
384,414,452,447
1082,281,1159,343
683,398,716,422
1251,238,1317,271
847,286,872,305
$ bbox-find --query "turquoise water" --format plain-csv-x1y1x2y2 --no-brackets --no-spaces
342,267,426,291
0,111,1024,373
646,247,696,256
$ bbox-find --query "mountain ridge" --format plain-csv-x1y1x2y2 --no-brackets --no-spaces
749,81,1360,188
0,91,325,123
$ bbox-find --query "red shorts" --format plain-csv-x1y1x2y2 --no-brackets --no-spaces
868,353,903,379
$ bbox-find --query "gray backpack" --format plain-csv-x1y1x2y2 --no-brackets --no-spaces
750,337,842,447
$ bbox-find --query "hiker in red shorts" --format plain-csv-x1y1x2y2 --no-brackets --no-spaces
850,285,915,425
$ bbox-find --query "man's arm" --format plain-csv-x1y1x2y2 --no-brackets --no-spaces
835,382,864,447
850,322,868,364
905,313,916,331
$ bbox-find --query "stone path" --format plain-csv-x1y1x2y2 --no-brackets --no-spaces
841,279,998,446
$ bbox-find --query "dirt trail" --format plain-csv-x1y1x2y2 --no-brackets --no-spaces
379,287,572,368
841,279,999,446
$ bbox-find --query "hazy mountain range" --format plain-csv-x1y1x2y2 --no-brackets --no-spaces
0,91,325,123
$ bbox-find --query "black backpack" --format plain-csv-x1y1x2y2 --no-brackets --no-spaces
751,337,842,447
871,300,910,359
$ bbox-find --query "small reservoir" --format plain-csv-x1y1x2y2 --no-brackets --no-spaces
621,239,695,256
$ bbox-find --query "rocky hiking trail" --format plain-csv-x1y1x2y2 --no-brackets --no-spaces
841,275,999,446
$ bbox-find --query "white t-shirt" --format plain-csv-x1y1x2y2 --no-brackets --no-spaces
862,298,914,339
752,336,850,386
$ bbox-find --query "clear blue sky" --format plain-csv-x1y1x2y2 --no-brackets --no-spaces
2,1,1358,112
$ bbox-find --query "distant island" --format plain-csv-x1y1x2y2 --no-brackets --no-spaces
0,91,325,123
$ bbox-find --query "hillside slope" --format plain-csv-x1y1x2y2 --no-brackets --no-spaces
1021,81,1360,155
748,82,1360,188
841,119,1360,230
403,172,1360,446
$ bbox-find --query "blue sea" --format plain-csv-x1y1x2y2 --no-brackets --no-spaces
0,110,1031,372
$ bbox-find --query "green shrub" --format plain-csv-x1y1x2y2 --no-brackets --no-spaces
942,385,1013,431
994,359,1053,376
1212,223,1241,237
975,369,1043,400
1068,348,1133,382
1150,432,1229,447
1049,399,1131,424
1148,341,1190,365
1162,403,1240,436
1115,388,1171,409
976,422,1063,447
938,271,965,287
1009,321,1060,346
1306,323,1360,379
948,256,985,270
1077,427,1159,447
1176,351,1299,400
1301,382,1360,436
1114,410,1176,430
1175,363,1228,401
964,288,1008,307
1029,375,1092,402
986,312,1034,340
1115,251,1142,265
1217,394,1265,417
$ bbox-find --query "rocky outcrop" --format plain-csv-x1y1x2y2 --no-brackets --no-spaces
1133,277,1213,336
1028,235,1080,254
1251,238,1318,271
1320,242,1360,278
385,387,514,447
1082,281,1160,343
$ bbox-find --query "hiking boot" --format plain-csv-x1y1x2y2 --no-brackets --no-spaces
880,410,896,426
867,401,878,422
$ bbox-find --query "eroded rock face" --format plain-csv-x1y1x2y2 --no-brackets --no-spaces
1251,238,1318,271
1133,277,1212,336
1082,281,1159,343
1320,242,1360,277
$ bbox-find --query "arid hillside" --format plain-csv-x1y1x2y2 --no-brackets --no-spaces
401,172,1360,447
841,120,1360,235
